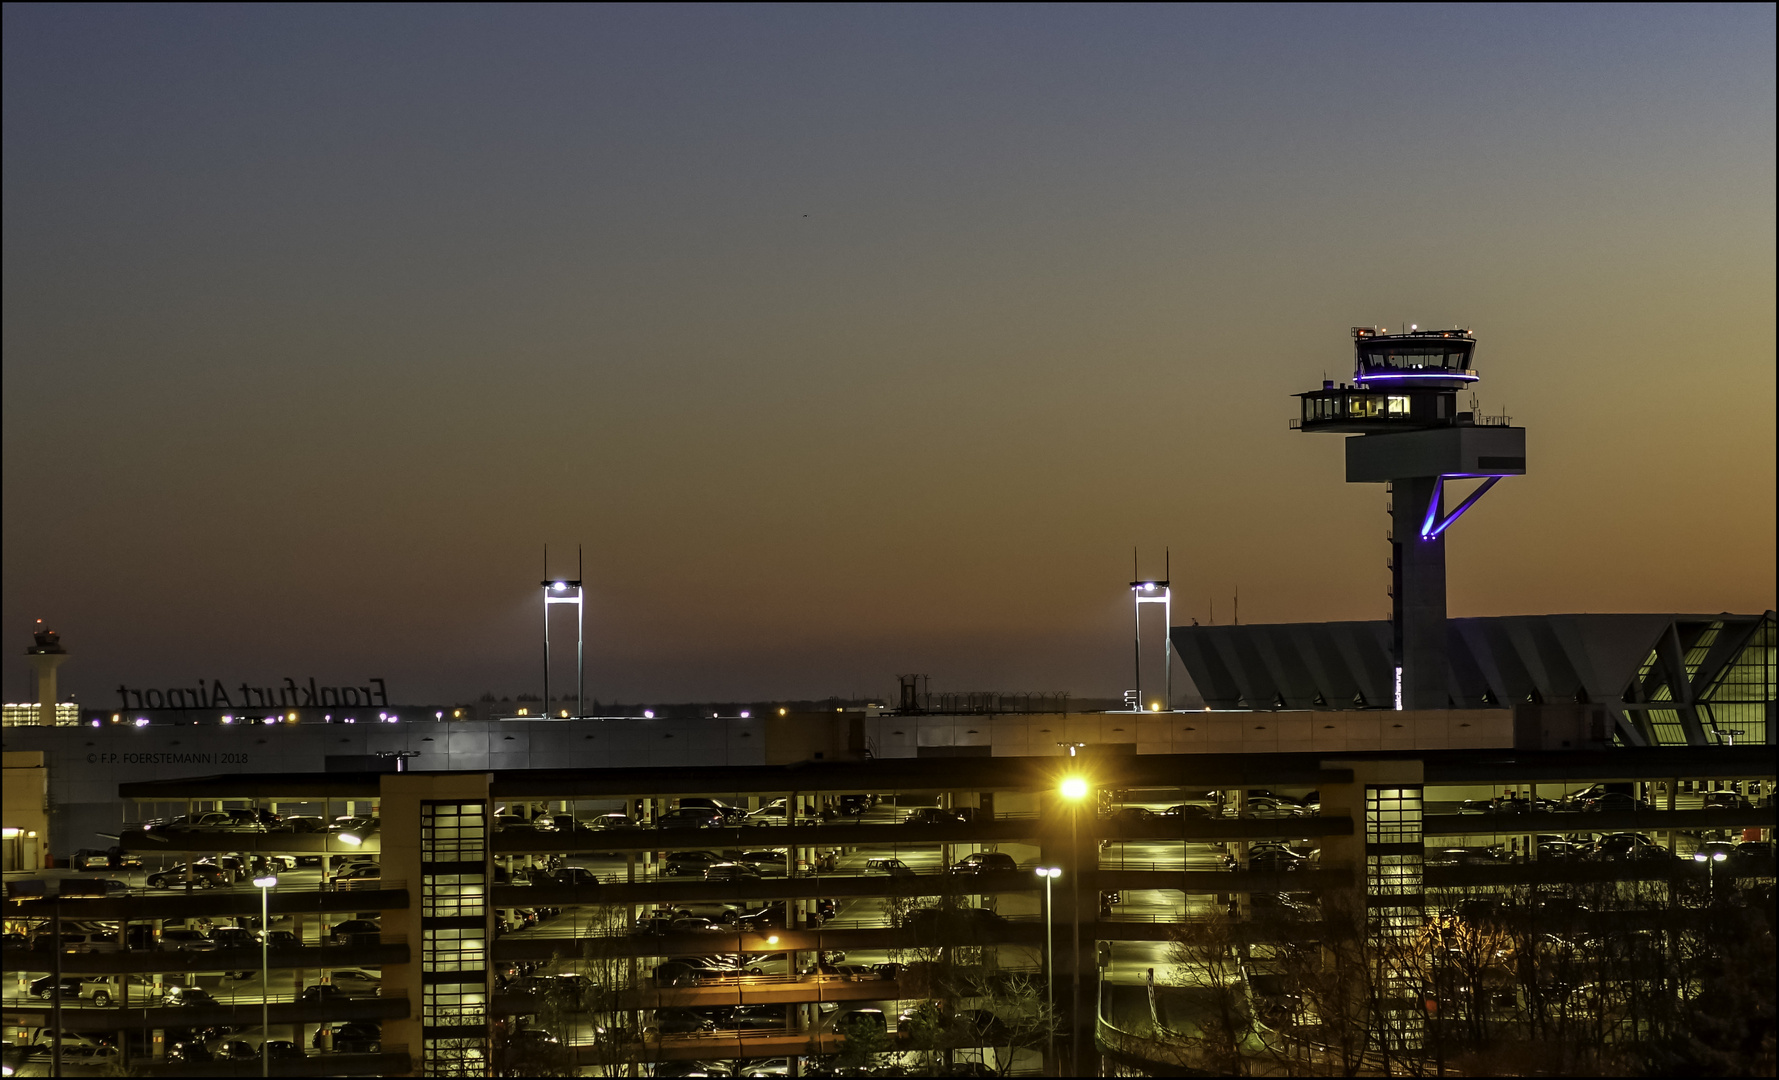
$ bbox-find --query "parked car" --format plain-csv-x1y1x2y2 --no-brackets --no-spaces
29,976,87,1000
658,808,725,830
652,1008,718,1035
1166,803,1217,818
72,848,141,871
162,985,219,1007
330,865,383,888
332,1022,381,1052
300,984,356,1004
1103,807,1160,827
329,919,381,945
866,857,917,877
952,851,1019,874
159,928,220,952
1590,833,1671,862
1702,791,1753,811
326,968,384,995
655,958,762,986
704,862,760,882
903,808,966,826
680,798,747,823
553,866,601,887
166,1040,214,1063
147,864,229,889
905,907,1010,937
735,850,788,874
589,813,639,830
1243,797,1303,819
1583,793,1651,814
208,925,260,948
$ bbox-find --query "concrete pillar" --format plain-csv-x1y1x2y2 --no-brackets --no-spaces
1391,475,1449,711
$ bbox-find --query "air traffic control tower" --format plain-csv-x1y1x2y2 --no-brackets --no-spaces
1295,327,1527,710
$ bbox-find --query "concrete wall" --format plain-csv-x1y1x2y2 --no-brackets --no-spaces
864,709,1512,757
2,750,49,870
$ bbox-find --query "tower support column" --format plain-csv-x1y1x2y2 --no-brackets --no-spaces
1391,476,1447,710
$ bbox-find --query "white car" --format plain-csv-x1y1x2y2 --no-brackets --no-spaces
325,968,383,996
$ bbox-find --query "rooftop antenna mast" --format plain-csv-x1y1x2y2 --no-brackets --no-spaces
541,544,586,719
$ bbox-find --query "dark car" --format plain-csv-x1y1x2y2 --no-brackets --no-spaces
658,808,725,830
1583,793,1651,814
209,926,259,948
147,865,229,889
521,973,595,1009
163,985,218,1007
262,1040,301,1059
680,798,746,822
299,984,357,1005
1103,807,1159,827
653,1008,718,1034
906,907,1010,937
951,851,1019,874
1592,833,1670,862
1248,848,1310,872
1536,840,1591,862
553,866,602,887
903,808,966,826
167,1041,214,1063
735,850,788,874
1248,892,1316,920
656,958,761,986
214,1040,261,1061
263,930,300,948
29,976,84,1000
330,919,381,945
1166,803,1216,818
731,1004,788,1031
160,927,220,951
333,1022,381,1052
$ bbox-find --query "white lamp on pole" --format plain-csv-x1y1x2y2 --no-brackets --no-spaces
252,874,278,1078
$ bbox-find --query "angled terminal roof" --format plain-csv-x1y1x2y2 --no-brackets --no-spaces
1172,612,1775,748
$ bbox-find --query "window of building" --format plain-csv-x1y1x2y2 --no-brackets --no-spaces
1365,786,1423,844
421,802,486,861
1366,853,1422,897
422,981,487,1026
1387,395,1410,416
423,927,487,973
422,874,485,918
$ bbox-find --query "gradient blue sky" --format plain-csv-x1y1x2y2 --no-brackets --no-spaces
4,4,1773,705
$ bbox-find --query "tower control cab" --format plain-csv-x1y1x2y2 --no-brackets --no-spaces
1294,327,1480,433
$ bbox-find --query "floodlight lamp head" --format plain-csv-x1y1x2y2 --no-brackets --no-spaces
1059,776,1089,801
252,875,278,889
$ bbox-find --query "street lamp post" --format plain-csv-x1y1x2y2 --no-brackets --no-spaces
253,874,278,1079
1693,850,1727,903
1058,776,1090,1075
1035,867,1061,1074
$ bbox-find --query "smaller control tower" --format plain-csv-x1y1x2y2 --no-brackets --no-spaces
1295,328,1526,709
26,621,69,727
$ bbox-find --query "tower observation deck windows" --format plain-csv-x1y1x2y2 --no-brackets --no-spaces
1358,342,1474,371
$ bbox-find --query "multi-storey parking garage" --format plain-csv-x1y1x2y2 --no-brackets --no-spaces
2,743,1770,1076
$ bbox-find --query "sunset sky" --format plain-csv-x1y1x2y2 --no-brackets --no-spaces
4,4,1773,706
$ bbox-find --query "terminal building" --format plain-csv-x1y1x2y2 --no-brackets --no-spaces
3,328,1773,1075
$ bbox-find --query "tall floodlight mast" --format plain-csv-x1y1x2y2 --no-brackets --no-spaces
1130,549,1173,712
1294,328,1526,710
542,545,586,718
